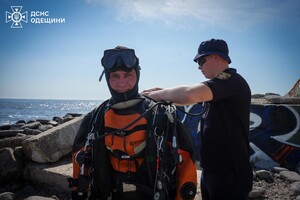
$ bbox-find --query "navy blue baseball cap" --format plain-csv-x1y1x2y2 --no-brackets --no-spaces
193,39,231,64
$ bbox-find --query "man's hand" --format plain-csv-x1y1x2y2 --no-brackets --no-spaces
142,87,163,101
142,87,163,94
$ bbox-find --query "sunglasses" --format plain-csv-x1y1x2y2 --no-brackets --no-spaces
101,49,139,71
197,57,207,66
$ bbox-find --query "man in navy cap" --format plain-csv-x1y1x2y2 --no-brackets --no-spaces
143,39,253,200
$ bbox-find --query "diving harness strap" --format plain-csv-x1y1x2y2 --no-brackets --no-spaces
74,99,183,199
153,103,182,200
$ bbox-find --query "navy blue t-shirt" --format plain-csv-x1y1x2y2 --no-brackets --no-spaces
200,68,252,177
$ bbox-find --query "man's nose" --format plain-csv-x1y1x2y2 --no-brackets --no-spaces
118,78,126,86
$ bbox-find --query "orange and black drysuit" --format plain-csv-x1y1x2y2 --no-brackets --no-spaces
70,97,197,200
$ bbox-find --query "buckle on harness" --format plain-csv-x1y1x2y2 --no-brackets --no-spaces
122,182,137,192
170,148,182,165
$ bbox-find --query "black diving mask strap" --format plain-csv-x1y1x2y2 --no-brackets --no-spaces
99,70,105,82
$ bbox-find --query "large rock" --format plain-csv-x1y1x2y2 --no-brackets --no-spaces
23,157,72,193
0,130,24,139
0,135,31,149
0,147,23,181
265,95,300,104
249,186,266,198
255,170,274,182
286,79,300,97
22,116,84,163
0,192,15,200
291,182,300,197
279,171,300,183
23,158,200,199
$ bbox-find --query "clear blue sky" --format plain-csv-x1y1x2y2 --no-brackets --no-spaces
1,0,299,100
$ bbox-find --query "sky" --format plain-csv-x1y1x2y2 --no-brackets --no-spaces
0,0,299,100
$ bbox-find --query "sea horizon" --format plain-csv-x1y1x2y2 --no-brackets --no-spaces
0,98,103,125
0,97,103,101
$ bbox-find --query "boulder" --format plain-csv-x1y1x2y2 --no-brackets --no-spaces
21,122,42,130
0,135,31,149
265,95,300,104
47,120,59,127
279,171,300,183
36,119,50,125
0,148,23,181
24,196,57,200
0,124,12,130
24,129,42,135
249,186,266,198
38,125,54,132
23,157,72,193
0,130,24,139
291,182,300,197
22,116,84,163
0,192,15,200
256,170,274,182
271,167,289,173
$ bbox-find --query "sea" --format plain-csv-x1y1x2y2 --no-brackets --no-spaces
0,99,103,126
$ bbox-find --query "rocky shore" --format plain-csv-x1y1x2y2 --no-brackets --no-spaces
1,94,300,200
251,168,300,200
0,113,82,200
